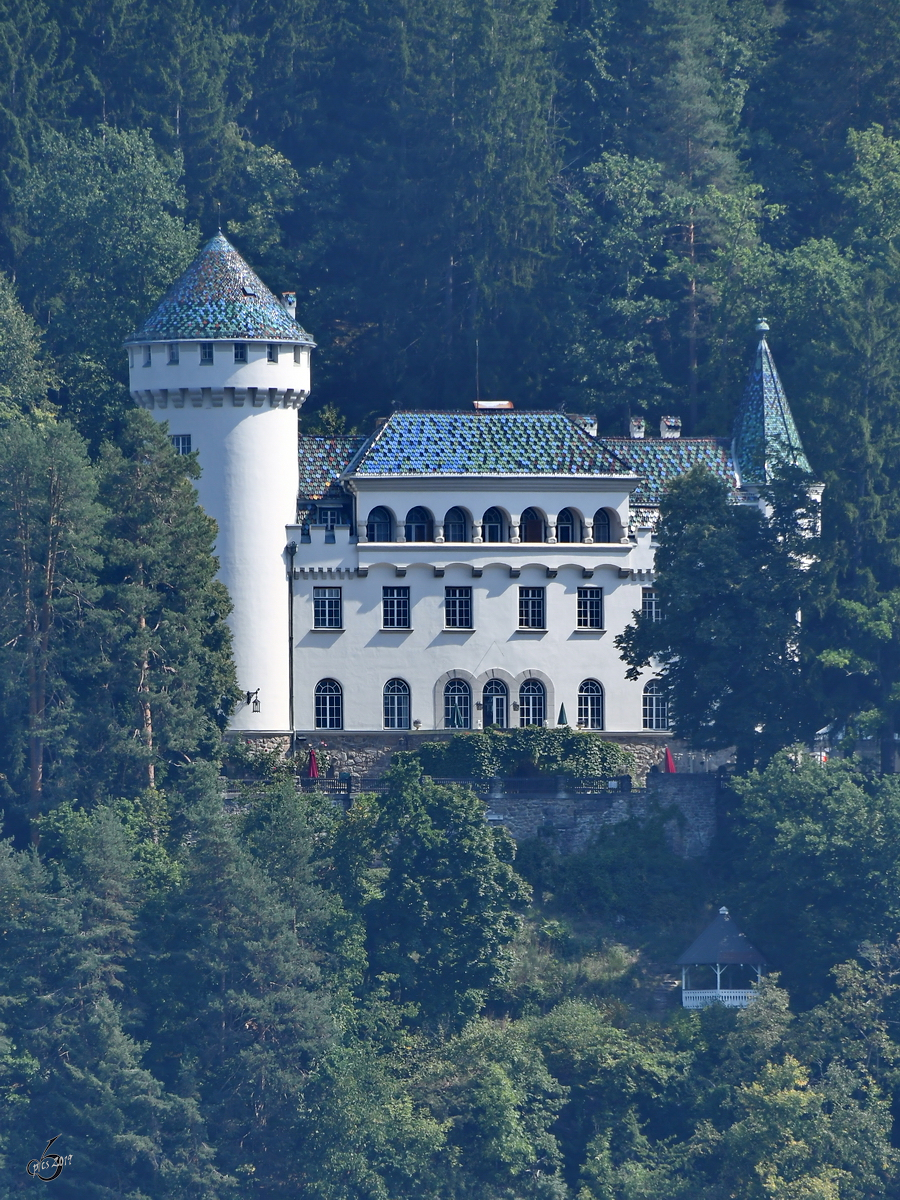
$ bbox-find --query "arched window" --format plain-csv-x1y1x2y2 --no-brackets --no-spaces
444,679,472,728
405,506,433,542
315,679,343,729
578,679,604,729
519,679,546,727
593,508,612,542
483,679,508,728
366,506,392,542
482,507,504,542
643,681,669,730
557,508,579,543
521,507,545,543
384,679,411,729
444,507,468,542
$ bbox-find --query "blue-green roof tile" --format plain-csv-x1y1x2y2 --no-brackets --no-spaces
299,435,367,499
348,411,635,477
126,233,315,344
603,437,736,507
733,329,811,484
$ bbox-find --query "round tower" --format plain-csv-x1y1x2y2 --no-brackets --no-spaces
125,234,314,733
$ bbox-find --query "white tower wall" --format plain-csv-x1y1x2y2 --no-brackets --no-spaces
130,386,300,733
125,234,314,734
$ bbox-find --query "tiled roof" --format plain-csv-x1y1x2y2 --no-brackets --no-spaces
677,909,766,966
126,234,315,344
349,412,635,477
299,435,367,499
733,331,811,484
604,437,736,507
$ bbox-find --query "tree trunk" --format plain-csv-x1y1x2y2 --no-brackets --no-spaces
138,612,155,789
686,210,699,433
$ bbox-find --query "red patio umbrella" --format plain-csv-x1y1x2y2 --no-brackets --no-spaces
307,747,319,779
663,747,677,774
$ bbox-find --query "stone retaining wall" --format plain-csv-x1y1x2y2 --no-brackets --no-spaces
230,731,720,858
235,729,688,783
486,774,718,857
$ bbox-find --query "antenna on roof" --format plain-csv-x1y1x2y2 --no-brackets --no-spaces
216,200,222,233
475,337,480,403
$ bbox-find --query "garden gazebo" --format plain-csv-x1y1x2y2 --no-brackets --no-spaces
677,907,766,1008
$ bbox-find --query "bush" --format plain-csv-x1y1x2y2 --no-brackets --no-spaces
409,727,634,783
516,811,701,924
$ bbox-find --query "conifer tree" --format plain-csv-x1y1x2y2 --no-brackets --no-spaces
0,417,101,835
0,814,227,1197
137,791,334,1190
82,411,237,798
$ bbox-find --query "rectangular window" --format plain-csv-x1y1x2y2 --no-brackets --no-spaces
168,343,179,364
234,342,247,363
294,345,305,364
642,588,661,622
316,507,346,529
382,586,410,628
267,343,279,363
200,342,214,364
313,586,342,628
577,587,603,629
143,345,152,367
518,587,545,628
170,434,191,455
445,586,472,628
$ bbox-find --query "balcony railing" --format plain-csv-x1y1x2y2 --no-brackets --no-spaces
682,989,756,1009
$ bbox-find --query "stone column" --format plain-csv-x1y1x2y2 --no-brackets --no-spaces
583,520,594,544
434,523,445,543
473,523,483,544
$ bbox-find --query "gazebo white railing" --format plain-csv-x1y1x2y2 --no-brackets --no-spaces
681,988,757,1009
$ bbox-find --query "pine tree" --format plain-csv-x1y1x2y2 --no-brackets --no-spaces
137,791,334,1191
80,411,237,799
0,813,228,1197
0,417,101,836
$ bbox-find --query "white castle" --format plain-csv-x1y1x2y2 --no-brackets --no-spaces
126,235,811,747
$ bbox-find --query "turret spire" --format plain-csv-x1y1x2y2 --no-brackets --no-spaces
732,320,811,486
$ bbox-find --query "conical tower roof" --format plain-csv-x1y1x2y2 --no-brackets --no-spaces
733,321,810,485
677,907,766,966
125,233,315,345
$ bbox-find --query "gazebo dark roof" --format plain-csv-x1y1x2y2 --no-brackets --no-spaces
676,908,766,966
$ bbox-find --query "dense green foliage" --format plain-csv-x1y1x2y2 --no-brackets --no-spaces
616,465,820,768
0,407,236,837
411,727,635,784
4,749,900,1196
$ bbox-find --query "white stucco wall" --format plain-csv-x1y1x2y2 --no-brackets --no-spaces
288,495,659,733
128,339,311,403
131,368,300,733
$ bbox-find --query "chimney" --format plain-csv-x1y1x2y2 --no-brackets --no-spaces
660,415,682,439
281,291,297,319
629,416,646,439
570,412,598,437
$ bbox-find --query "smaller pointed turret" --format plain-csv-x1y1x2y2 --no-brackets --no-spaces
733,320,811,486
